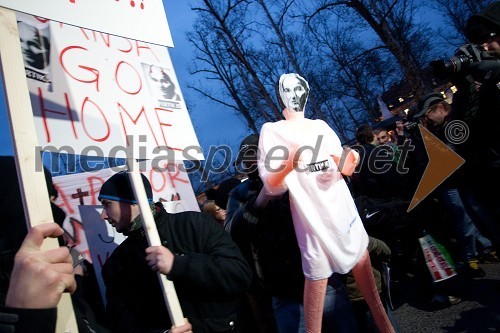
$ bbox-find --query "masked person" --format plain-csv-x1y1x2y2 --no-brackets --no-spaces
257,73,395,333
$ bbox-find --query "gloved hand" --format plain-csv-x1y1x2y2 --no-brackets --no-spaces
469,60,500,82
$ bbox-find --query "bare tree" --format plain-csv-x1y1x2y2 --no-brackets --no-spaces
254,0,331,121
181,0,474,192
307,0,434,99
187,28,263,133
429,0,494,49
191,0,282,122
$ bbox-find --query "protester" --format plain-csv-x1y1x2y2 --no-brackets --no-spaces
373,127,400,164
202,200,227,227
0,156,112,333
214,177,242,211
258,73,394,333
0,221,193,333
345,236,398,333
0,222,194,333
0,156,34,304
99,171,252,332
0,223,76,333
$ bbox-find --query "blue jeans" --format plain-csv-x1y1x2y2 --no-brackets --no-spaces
272,274,358,333
438,187,493,261
460,185,500,245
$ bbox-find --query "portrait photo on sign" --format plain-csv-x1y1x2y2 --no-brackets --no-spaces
142,63,182,108
17,13,52,84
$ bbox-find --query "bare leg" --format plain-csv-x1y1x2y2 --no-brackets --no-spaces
304,278,328,333
352,250,395,333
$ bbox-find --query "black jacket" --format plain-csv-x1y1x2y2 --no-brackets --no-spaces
0,306,56,333
225,179,304,301
102,208,252,333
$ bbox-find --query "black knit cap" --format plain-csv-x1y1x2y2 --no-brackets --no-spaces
234,134,259,166
215,177,241,210
465,2,500,43
98,171,153,204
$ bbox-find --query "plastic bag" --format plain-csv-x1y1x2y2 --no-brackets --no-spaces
418,234,457,283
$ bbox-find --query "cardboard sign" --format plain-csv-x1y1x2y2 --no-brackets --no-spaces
79,205,126,306
17,13,203,160
0,0,173,47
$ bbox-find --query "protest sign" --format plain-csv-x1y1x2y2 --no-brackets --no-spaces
17,13,203,161
0,8,79,332
79,205,126,306
0,0,173,47
1,1,185,329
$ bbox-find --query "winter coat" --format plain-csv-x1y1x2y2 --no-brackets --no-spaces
102,208,252,333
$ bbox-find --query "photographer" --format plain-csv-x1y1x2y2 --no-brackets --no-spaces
462,2,500,146
430,3,500,237
463,3,500,237
416,93,497,277
431,2,500,139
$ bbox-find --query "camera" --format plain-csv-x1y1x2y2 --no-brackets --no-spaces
438,54,472,74
404,121,419,131
430,43,491,79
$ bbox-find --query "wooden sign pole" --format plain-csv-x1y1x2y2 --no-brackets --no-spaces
126,158,185,327
0,7,79,332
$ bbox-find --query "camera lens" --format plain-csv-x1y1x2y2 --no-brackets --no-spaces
443,55,471,73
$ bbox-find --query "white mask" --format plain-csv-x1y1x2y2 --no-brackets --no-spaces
278,73,310,113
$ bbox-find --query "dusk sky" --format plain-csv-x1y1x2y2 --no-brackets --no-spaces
0,1,250,159
162,1,250,155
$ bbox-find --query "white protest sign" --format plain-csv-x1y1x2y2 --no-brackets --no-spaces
17,13,203,161
79,205,126,306
0,0,173,47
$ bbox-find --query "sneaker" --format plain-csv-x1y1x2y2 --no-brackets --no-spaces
467,259,486,278
480,250,499,264
447,295,462,305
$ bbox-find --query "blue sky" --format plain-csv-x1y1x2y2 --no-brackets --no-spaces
0,2,250,159
163,2,249,155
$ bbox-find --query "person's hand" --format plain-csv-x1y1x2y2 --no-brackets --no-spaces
420,116,429,129
169,320,193,333
469,60,500,82
395,121,405,136
486,48,500,60
145,245,175,275
5,223,76,309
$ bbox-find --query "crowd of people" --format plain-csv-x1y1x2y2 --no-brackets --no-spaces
0,3,499,333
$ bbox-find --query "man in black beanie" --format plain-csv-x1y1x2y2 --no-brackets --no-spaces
98,172,154,234
98,171,252,333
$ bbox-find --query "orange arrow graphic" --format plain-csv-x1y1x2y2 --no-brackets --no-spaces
407,125,465,212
